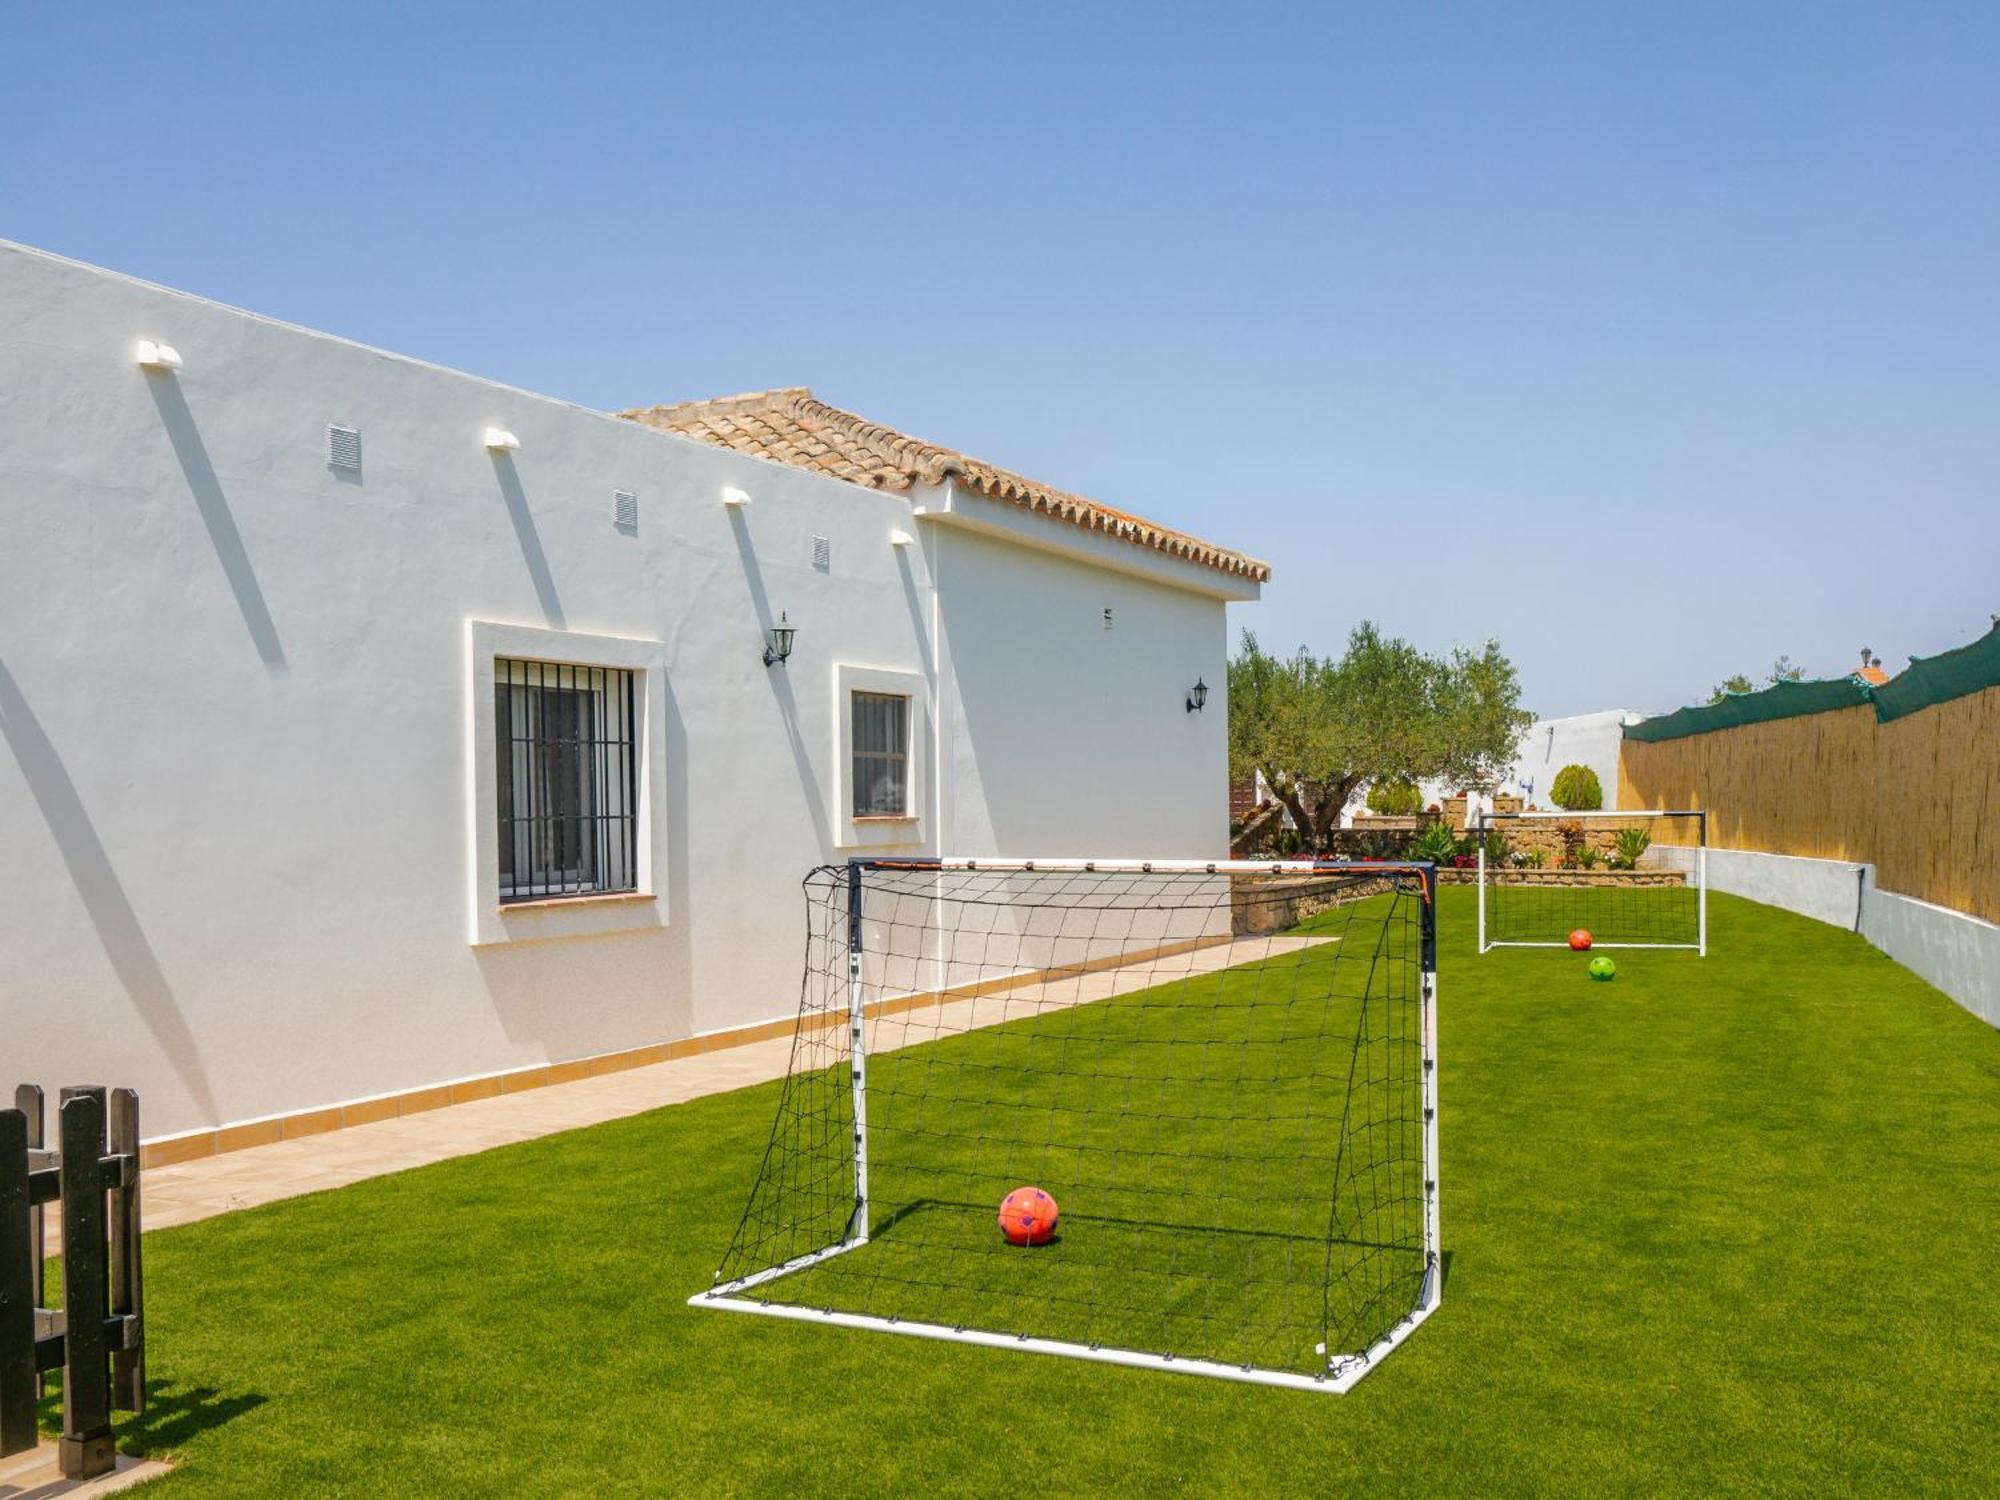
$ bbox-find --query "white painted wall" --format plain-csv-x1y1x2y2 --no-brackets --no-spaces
1696,847,1868,931
0,241,1252,1137
1688,843,1999,1030
1505,709,1636,809
1859,886,2000,1031
929,508,1229,860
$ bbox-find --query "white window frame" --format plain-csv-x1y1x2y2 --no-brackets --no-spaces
467,621,668,946
833,663,926,851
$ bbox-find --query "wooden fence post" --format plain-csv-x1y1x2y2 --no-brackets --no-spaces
57,1088,115,1481
108,1089,144,1414
0,1106,33,1458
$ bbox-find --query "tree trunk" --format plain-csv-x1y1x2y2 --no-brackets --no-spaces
1309,774,1363,853
1264,768,1316,852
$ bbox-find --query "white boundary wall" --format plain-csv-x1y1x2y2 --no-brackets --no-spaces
1699,847,1868,932
1859,888,2000,1031
1696,845,2000,1029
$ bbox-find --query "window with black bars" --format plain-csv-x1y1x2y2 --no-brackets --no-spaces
851,691,909,817
495,659,638,902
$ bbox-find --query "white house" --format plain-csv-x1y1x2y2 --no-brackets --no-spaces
0,241,1265,1150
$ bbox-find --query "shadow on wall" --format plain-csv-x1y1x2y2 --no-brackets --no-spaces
489,451,565,628
0,657,219,1122
728,507,833,852
143,372,288,675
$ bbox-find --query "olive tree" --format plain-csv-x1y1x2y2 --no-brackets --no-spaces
1228,623,1532,854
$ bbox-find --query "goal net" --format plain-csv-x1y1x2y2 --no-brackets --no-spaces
692,859,1440,1394
1476,811,1707,953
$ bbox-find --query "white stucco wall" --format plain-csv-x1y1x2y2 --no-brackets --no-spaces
1696,847,1868,931
1505,709,1636,809
930,511,1228,860
1680,842,1998,1030
0,241,1251,1137
1859,886,2000,1030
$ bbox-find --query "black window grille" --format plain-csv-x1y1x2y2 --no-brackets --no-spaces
851,690,909,817
495,659,638,902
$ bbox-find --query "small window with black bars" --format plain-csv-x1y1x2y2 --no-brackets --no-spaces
495,659,638,903
851,691,909,818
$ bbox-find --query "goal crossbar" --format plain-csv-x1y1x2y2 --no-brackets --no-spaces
693,857,1442,1394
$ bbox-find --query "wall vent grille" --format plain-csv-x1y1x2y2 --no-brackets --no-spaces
327,424,361,472
614,489,639,534
812,535,831,573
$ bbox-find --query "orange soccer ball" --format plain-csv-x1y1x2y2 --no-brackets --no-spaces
998,1186,1059,1246
1568,929,1594,951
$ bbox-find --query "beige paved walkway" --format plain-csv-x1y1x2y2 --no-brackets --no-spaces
132,933,1331,1235
0,1443,168,1497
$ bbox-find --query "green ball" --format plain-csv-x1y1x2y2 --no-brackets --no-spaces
1588,955,1617,981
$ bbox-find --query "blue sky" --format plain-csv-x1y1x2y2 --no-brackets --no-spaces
5,2,1995,717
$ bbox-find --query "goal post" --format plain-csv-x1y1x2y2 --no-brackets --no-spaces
1475,810,1707,954
693,858,1441,1394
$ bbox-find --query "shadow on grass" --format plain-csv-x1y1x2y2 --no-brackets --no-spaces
122,1380,268,1454
36,1378,268,1457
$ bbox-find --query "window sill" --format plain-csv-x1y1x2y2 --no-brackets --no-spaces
497,890,653,914
475,890,663,948
852,815,918,824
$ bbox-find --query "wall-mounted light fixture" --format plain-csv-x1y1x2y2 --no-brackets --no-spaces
1186,677,1208,713
888,529,915,549
722,487,752,508
764,611,797,668
134,339,183,371
483,427,521,452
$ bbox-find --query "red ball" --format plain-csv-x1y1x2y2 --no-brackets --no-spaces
998,1186,1059,1246
1568,929,1594,951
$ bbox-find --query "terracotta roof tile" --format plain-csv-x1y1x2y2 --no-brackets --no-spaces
618,387,1270,583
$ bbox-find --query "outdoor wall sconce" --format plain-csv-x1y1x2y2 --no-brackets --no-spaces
764,612,797,668
134,339,183,371
1186,677,1208,713
722,487,752,508
888,529,915,549
483,427,521,452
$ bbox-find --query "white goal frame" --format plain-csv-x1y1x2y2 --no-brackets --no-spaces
690,856,1442,1395
1476,809,1707,956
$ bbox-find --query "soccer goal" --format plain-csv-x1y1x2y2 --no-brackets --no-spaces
1475,810,1707,954
692,858,1440,1394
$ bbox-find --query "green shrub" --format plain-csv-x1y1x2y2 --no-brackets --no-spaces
1577,845,1601,870
1610,826,1651,870
1410,824,1463,864
1550,764,1604,811
1365,778,1422,816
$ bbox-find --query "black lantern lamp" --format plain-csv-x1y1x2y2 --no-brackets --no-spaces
764,612,797,668
1186,677,1208,713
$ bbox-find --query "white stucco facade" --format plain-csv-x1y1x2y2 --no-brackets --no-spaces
1503,708,1637,809
0,241,1252,1139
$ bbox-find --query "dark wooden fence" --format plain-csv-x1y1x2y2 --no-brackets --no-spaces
0,1084,145,1479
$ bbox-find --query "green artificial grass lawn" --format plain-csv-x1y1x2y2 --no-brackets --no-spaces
43,890,2000,1496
